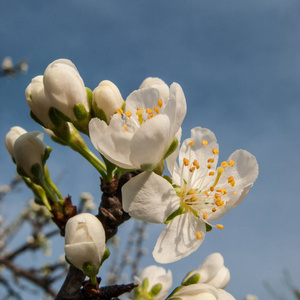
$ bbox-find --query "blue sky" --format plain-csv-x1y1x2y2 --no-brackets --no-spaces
1,0,300,299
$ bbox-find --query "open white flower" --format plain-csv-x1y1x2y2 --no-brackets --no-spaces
134,265,172,300
139,77,170,101
89,82,186,170
182,253,230,289
167,283,235,300
64,213,106,276
122,127,258,263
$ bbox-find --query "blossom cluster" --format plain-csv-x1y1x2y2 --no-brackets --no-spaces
5,58,259,299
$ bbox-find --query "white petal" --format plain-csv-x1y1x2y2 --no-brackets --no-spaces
139,77,170,101
218,289,236,300
130,114,171,168
207,267,230,289
171,284,219,300
89,116,135,169
122,172,180,223
153,213,206,263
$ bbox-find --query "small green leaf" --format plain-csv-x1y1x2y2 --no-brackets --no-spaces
149,283,162,296
164,137,178,159
73,103,88,121
182,273,200,286
165,205,186,224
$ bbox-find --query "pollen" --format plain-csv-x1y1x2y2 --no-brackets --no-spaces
117,108,123,115
216,224,224,230
205,191,210,197
124,124,129,132
208,158,214,163
207,164,212,169
125,110,132,117
209,172,215,176
210,186,214,191
189,166,195,173
229,160,235,167
228,176,235,186
203,212,208,219
183,158,189,166
154,106,160,114
146,108,153,114
212,207,216,212
212,148,219,154
196,232,202,239
193,160,200,169
221,161,228,168
158,98,163,107
202,140,208,146
189,141,195,146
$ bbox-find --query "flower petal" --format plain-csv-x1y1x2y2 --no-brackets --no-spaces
169,284,219,300
218,289,236,300
122,172,180,223
130,114,171,168
89,116,135,169
153,213,206,263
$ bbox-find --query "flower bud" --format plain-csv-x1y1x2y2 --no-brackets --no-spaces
182,253,230,289
25,75,54,129
43,59,89,122
13,131,50,182
134,265,172,300
5,126,27,159
139,77,169,101
92,80,124,124
64,213,106,276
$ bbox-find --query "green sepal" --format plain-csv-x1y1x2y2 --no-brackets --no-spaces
163,175,172,184
100,247,110,266
34,196,44,205
206,223,213,232
166,286,183,299
42,146,52,164
149,283,162,296
86,87,93,112
165,205,186,225
82,262,99,278
140,163,157,172
93,108,108,123
49,107,67,126
164,137,178,159
73,103,88,121
50,135,68,146
168,298,182,300
30,110,45,127
153,160,165,176
182,273,200,286
31,163,44,182
16,166,28,178
141,278,149,292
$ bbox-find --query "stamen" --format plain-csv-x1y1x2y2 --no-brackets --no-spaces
124,124,129,132
208,158,214,163
210,186,214,191
205,191,210,197
146,108,153,114
209,172,215,176
183,158,189,166
193,160,200,169
125,110,132,117
196,232,202,239
221,161,228,168
203,212,208,219
189,141,195,146
202,140,208,146
158,99,163,107
212,207,216,212
212,148,219,154
154,106,160,114
229,160,235,167
207,164,212,169
136,108,144,125
117,108,123,115
212,167,224,187
216,224,224,230
189,166,195,173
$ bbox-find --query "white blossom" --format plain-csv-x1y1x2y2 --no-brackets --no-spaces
5,126,27,159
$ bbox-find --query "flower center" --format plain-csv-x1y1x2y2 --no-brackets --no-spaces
178,140,237,237
117,98,163,132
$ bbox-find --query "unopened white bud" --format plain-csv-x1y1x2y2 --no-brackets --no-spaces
5,126,27,159
64,213,106,276
43,59,89,122
92,80,124,123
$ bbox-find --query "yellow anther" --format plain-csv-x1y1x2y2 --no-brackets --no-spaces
209,172,215,176
210,186,214,191
214,193,221,199
215,200,224,207
229,160,235,167
124,124,129,132
196,232,202,239
233,191,237,195
208,158,215,163
212,207,216,212
203,212,208,219
230,180,235,187
189,141,195,146
183,158,189,166
205,191,210,197
228,176,234,182
117,108,123,115
189,166,195,173
125,110,132,117
217,167,224,174
190,195,196,201
221,161,228,168
154,106,160,114
216,224,224,230
136,108,143,115
146,108,153,114
212,148,219,154
158,98,163,107
193,160,200,169
202,140,208,146
221,188,227,195
147,113,156,120
207,164,212,169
